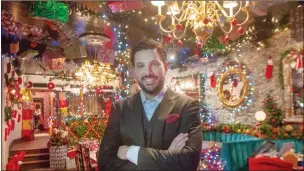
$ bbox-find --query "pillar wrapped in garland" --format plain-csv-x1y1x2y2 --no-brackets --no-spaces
104,98,111,117
21,89,34,141
58,92,68,117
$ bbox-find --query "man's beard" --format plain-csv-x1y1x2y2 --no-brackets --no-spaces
138,76,164,95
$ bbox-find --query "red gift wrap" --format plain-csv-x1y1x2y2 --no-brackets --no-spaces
249,156,293,171
42,51,65,70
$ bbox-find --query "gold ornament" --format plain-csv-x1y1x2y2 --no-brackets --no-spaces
284,125,293,132
192,21,213,43
251,130,258,136
237,129,241,133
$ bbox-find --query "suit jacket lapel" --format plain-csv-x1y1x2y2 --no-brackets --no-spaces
128,92,145,146
150,89,179,149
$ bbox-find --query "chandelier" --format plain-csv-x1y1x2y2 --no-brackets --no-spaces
151,1,250,44
74,60,116,88
79,32,111,47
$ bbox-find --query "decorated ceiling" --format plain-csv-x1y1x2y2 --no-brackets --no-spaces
1,1,303,75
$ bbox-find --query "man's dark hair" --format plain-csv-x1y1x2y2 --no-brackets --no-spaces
130,39,167,67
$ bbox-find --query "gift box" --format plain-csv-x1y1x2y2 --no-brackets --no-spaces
64,41,87,59
82,139,100,151
107,1,144,13
66,157,77,169
42,51,65,71
29,1,68,23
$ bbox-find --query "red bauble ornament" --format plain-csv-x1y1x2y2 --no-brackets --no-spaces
177,40,183,46
17,77,22,85
203,18,209,24
166,34,172,41
176,24,183,30
196,42,202,48
231,19,238,26
271,118,276,123
30,42,37,48
238,27,244,34
27,81,33,88
47,82,55,90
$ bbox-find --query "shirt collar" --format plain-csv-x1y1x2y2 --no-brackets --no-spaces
140,86,167,103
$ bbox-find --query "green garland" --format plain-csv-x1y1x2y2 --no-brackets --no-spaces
4,106,12,121
279,48,304,89
201,123,304,140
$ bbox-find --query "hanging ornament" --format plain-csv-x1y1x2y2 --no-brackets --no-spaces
166,34,172,42
295,51,303,73
11,119,15,131
47,81,55,90
203,18,209,24
10,41,19,54
17,114,21,123
265,56,273,79
26,81,33,88
231,19,238,26
7,62,11,73
30,42,37,48
194,48,200,56
196,42,202,48
237,27,244,34
176,23,183,30
5,128,8,141
210,73,216,88
177,40,183,47
17,77,22,85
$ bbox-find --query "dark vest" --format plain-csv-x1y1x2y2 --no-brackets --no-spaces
141,102,153,148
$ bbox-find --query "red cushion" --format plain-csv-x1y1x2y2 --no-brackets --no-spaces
249,156,293,171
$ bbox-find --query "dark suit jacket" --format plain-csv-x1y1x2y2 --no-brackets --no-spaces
98,89,202,171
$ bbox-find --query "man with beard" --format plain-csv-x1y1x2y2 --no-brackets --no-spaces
98,39,202,171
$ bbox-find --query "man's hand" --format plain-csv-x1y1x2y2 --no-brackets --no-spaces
117,145,130,160
168,133,188,151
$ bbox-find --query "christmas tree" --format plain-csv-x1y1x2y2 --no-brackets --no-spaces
257,94,283,139
199,143,226,170
263,94,283,127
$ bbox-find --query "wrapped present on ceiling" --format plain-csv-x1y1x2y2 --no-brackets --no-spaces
42,50,65,71
64,40,87,59
107,1,144,13
29,1,69,23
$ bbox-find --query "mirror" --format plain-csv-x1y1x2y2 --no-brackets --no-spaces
217,67,250,108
